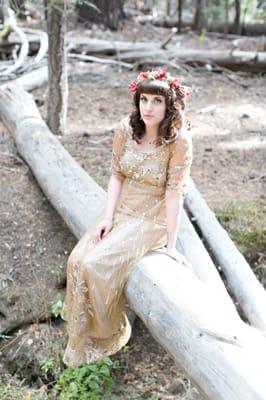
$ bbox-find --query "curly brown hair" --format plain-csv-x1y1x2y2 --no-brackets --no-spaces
129,78,188,146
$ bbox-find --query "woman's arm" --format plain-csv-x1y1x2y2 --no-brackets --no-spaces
164,132,193,268
165,190,183,250
104,173,125,221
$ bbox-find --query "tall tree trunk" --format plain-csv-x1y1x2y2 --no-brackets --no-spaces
234,0,241,34
177,0,183,33
193,0,206,31
166,0,171,17
46,0,68,136
76,0,125,31
224,0,229,36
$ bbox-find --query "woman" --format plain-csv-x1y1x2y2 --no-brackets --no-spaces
62,69,193,367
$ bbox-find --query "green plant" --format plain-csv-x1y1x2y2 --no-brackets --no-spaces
41,356,55,375
51,300,64,318
55,357,119,400
51,264,64,279
0,274,14,289
214,200,266,255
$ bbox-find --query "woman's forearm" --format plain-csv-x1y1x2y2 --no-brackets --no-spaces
165,190,184,249
104,173,125,220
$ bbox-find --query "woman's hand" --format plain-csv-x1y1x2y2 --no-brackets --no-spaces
90,218,113,245
166,247,193,271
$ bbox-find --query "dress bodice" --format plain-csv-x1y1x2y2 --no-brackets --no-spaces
111,117,193,196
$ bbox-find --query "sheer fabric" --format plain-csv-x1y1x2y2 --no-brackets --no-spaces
62,117,193,367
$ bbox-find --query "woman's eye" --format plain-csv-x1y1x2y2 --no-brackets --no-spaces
155,98,162,103
140,97,146,102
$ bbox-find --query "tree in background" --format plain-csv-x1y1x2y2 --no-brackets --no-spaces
76,0,126,30
193,0,207,31
46,0,68,136
234,0,241,34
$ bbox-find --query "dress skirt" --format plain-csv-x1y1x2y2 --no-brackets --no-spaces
62,179,168,367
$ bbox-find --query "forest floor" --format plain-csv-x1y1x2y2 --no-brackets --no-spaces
0,11,266,400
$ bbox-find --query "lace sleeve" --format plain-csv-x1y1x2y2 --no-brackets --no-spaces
166,132,193,195
110,119,128,177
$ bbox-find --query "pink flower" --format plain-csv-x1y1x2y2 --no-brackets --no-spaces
139,71,149,79
171,79,182,91
156,70,168,79
130,80,139,93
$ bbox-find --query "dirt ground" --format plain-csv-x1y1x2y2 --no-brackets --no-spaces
0,12,266,400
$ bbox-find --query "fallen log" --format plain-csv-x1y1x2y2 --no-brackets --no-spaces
2,34,266,73
0,83,238,319
0,5,29,76
185,178,266,330
151,17,266,35
126,253,266,400
116,48,266,72
1,84,266,399
66,38,266,71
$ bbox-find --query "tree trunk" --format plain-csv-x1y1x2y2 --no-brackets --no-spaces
177,0,183,33
76,0,125,31
193,0,206,31
47,0,68,136
234,0,241,34
224,0,229,36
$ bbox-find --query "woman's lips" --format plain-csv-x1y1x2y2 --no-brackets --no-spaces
143,114,154,118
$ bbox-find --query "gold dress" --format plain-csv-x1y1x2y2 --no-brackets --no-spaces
62,117,193,367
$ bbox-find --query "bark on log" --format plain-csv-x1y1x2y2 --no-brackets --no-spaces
65,38,266,71
1,84,266,399
116,48,266,72
2,35,266,72
126,254,266,400
185,178,266,330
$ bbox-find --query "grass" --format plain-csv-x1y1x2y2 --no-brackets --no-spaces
214,199,266,256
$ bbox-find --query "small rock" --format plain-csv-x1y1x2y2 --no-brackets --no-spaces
166,378,186,395
248,170,257,179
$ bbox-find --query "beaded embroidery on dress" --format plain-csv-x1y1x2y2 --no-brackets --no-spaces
62,116,193,367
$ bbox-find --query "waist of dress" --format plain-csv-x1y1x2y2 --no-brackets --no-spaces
124,177,166,197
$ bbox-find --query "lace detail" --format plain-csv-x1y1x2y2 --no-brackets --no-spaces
166,133,193,195
110,119,192,193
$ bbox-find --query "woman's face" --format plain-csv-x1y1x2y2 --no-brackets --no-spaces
139,93,166,127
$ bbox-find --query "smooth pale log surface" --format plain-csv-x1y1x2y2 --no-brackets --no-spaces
125,254,266,400
2,64,109,92
176,211,238,317
1,84,266,399
185,178,266,330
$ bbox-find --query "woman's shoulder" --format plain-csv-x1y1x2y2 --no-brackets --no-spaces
113,116,131,145
119,116,132,136
168,127,192,153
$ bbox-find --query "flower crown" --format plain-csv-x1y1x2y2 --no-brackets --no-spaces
129,70,192,97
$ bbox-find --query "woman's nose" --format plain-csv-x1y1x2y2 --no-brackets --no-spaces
145,101,153,111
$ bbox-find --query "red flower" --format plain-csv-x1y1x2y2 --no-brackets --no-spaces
156,70,168,79
130,81,139,93
139,71,149,79
171,79,181,91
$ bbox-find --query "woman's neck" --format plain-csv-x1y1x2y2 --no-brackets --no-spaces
144,124,159,139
